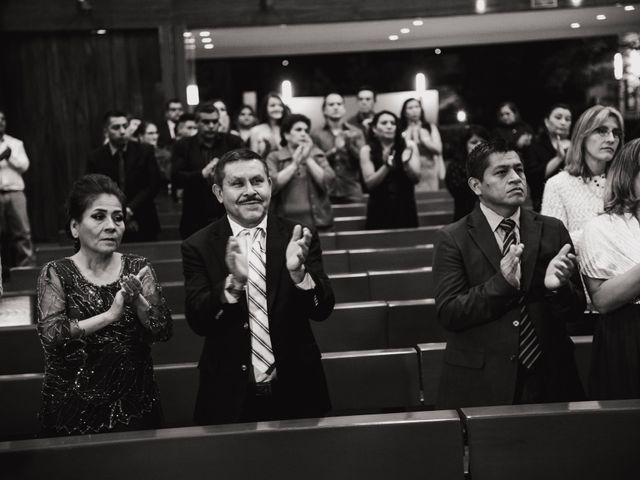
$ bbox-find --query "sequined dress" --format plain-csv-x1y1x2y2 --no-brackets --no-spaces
36,254,172,435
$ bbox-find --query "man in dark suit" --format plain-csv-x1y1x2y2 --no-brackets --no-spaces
172,102,243,239
182,148,334,425
87,111,161,242
433,139,585,408
157,98,184,148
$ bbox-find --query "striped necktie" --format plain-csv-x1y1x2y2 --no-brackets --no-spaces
499,218,541,369
245,228,275,379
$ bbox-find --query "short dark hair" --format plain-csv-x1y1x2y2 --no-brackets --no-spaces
213,148,269,187
66,174,127,249
357,86,377,100
497,101,520,120
102,110,128,129
545,103,571,119
279,113,311,147
134,120,155,138
177,113,196,125
321,92,343,111
457,124,491,163
194,102,219,120
466,138,512,180
165,98,182,110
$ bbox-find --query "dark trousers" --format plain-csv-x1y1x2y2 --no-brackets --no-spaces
513,362,547,404
238,381,284,423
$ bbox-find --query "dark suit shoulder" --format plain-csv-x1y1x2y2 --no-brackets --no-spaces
183,217,228,248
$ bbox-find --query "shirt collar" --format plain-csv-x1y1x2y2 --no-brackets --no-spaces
108,142,128,156
479,202,520,232
227,214,268,237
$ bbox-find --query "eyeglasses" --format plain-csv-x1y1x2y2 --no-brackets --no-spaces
593,126,622,139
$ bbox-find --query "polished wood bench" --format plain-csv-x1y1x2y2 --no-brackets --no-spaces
0,410,465,480
462,400,640,480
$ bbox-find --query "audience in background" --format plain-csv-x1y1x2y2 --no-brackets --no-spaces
125,115,142,141
580,139,640,400
311,93,365,204
348,86,377,135
250,93,288,158
158,98,184,147
235,105,257,147
399,97,445,191
172,102,243,239
175,113,198,141
212,98,238,135
136,121,172,187
0,109,35,268
268,114,335,232
360,110,420,230
492,101,533,152
36,174,172,436
87,111,162,242
445,124,489,221
523,103,572,212
541,105,624,252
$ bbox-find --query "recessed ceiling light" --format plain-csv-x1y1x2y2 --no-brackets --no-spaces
201,37,212,43
412,19,424,26
400,28,410,34
569,0,582,6
199,31,211,37
185,45,196,50
96,29,107,35
185,38,195,44
204,44,214,50
183,32,192,38
596,14,606,20
476,0,487,14
282,60,290,66
570,22,581,28
389,34,399,41
624,5,635,11
435,48,442,54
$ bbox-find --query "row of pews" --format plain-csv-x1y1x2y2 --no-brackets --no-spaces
1,190,634,479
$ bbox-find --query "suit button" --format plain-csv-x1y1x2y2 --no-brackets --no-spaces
243,322,249,330
241,364,248,371
513,320,520,327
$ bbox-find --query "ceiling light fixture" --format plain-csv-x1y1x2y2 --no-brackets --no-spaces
596,14,606,20
183,32,192,38
476,0,487,14
435,48,442,54
201,37,212,43
412,19,424,26
389,34,399,41
400,28,410,34
199,31,211,37
624,5,635,11
204,44,214,50
570,22,581,28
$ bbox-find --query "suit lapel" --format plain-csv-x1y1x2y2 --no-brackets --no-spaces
519,209,542,293
468,205,502,272
210,217,232,274
266,215,287,315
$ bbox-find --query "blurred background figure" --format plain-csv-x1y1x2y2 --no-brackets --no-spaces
136,121,173,192
158,98,184,148
235,105,257,147
268,114,335,232
175,113,198,141
348,86,377,135
360,111,420,230
445,124,490,221
523,103,572,212
492,101,533,152
250,93,288,158
399,97,445,191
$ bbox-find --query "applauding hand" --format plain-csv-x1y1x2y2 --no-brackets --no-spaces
225,236,248,285
544,243,576,291
286,224,312,283
500,243,524,289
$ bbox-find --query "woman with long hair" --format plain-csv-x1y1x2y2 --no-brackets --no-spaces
250,93,288,157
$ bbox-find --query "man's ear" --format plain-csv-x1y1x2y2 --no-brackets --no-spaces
212,184,223,203
468,177,482,197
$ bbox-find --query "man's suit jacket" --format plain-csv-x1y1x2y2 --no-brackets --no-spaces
157,120,174,149
433,205,585,409
87,141,161,242
181,215,335,425
171,133,243,239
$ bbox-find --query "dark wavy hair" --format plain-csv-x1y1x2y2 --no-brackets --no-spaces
279,114,311,147
603,138,640,216
398,98,431,133
257,92,287,125
66,174,127,251
368,110,406,168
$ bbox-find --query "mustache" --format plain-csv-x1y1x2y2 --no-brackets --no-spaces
238,195,262,204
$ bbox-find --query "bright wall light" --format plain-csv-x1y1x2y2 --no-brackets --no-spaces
415,73,427,92
629,50,640,77
475,0,486,14
457,110,468,123
186,84,200,106
614,53,624,80
281,80,293,103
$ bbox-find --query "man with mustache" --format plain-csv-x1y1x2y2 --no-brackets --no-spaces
181,148,334,425
433,139,585,408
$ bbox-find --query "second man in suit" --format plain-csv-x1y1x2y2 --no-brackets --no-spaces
433,139,585,408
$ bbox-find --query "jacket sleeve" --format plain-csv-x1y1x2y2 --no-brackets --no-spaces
434,228,521,332
128,145,161,213
297,229,335,322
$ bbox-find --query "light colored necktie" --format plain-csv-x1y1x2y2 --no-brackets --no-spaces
245,228,275,377
499,218,541,369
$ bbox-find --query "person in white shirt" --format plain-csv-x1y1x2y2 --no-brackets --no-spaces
0,110,35,267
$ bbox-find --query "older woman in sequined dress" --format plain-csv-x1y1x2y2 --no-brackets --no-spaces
37,174,172,436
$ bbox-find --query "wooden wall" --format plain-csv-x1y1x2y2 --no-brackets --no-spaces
0,30,163,240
